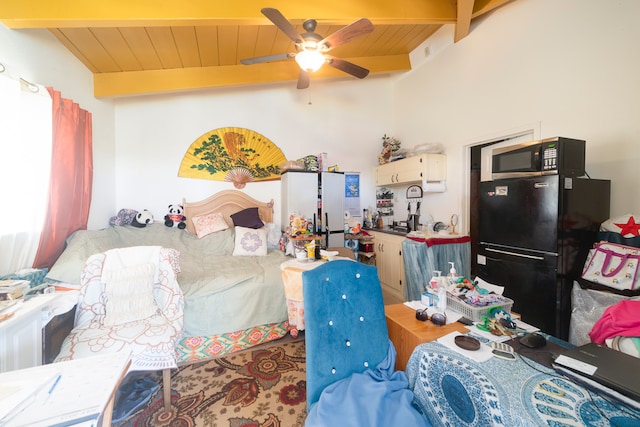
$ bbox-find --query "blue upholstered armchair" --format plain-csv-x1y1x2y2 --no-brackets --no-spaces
302,260,428,427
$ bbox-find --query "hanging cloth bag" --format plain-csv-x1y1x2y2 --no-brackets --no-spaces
581,242,640,291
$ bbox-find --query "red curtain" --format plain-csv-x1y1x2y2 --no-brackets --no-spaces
33,88,93,269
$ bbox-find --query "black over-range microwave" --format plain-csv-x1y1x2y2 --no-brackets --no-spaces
491,136,586,180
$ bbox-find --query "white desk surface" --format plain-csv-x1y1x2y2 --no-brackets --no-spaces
0,351,131,427
0,293,60,330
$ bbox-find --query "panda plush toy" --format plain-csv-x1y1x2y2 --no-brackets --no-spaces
131,209,154,228
164,204,187,229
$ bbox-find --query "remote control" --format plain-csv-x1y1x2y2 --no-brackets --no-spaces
457,317,474,326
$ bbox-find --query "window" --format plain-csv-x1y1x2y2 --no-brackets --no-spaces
0,66,52,275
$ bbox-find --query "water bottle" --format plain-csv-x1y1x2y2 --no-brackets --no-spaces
437,281,447,311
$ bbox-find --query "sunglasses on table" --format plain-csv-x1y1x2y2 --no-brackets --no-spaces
415,308,447,326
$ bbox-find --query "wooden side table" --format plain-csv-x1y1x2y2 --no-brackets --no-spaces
286,234,323,259
385,303,468,371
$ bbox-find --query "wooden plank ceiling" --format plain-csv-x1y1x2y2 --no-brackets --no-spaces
0,0,515,97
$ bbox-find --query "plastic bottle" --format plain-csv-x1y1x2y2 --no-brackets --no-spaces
438,283,447,311
428,271,441,292
447,262,458,286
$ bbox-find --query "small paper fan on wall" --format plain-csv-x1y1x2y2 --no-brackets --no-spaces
225,167,254,189
178,127,286,186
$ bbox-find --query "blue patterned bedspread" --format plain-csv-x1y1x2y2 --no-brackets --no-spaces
406,341,640,426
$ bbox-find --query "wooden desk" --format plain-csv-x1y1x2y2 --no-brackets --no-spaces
0,351,131,426
385,303,468,371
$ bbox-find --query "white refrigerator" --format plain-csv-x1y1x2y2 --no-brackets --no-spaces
281,171,345,248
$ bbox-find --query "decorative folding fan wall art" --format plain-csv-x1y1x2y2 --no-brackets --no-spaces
178,127,287,188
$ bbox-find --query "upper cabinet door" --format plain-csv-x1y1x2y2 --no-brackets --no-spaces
375,154,446,187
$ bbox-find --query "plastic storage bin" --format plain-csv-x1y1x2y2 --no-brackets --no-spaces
447,293,514,322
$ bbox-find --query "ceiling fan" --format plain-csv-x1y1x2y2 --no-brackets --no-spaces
241,8,374,89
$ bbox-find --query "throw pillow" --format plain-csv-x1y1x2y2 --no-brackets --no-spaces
233,226,268,256
103,262,158,326
230,207,264,229
192,212,230,238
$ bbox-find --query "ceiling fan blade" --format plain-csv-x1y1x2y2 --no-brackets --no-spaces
327,56,370,79
297,70,310,89
261,8,302,43
320,18,374,51
240,53,294,65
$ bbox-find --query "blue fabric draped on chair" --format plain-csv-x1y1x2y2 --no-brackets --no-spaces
302,260,429,427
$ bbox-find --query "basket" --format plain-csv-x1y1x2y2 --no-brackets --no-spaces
446,293,514,322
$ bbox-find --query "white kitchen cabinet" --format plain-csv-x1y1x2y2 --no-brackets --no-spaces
369,231,405,301
375,153,446,187
0,294,61,372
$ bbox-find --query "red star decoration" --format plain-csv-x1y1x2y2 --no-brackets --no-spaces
614,216,640,237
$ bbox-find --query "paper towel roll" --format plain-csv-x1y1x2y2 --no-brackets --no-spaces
344,210,358,227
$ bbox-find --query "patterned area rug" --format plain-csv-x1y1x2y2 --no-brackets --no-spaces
115,339,307,427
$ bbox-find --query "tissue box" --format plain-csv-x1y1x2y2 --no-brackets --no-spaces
421,292,436,307
1,268,48,288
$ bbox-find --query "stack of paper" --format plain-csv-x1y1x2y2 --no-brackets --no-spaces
0,280,30,300
0,371,59,425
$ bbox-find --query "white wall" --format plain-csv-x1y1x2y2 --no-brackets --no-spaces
393,0,640,230
114,77,394,227
0,26,116,230
5,0,640,234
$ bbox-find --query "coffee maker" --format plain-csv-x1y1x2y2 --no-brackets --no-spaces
408,212,420,232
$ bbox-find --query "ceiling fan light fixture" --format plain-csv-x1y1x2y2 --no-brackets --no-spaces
295,50,325,72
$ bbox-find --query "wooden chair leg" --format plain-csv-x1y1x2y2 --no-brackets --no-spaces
162,368,171,413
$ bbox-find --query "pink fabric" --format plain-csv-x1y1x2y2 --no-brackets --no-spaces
33,87,93,269
589,300,640,344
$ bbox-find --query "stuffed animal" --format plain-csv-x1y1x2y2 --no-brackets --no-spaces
164,204,187,229
131,209,154,228
288,213,310,235
109,208,138,226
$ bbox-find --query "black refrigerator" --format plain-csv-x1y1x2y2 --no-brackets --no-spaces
477,175,610,339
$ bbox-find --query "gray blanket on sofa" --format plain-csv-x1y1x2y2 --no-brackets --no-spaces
46,223,288,336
